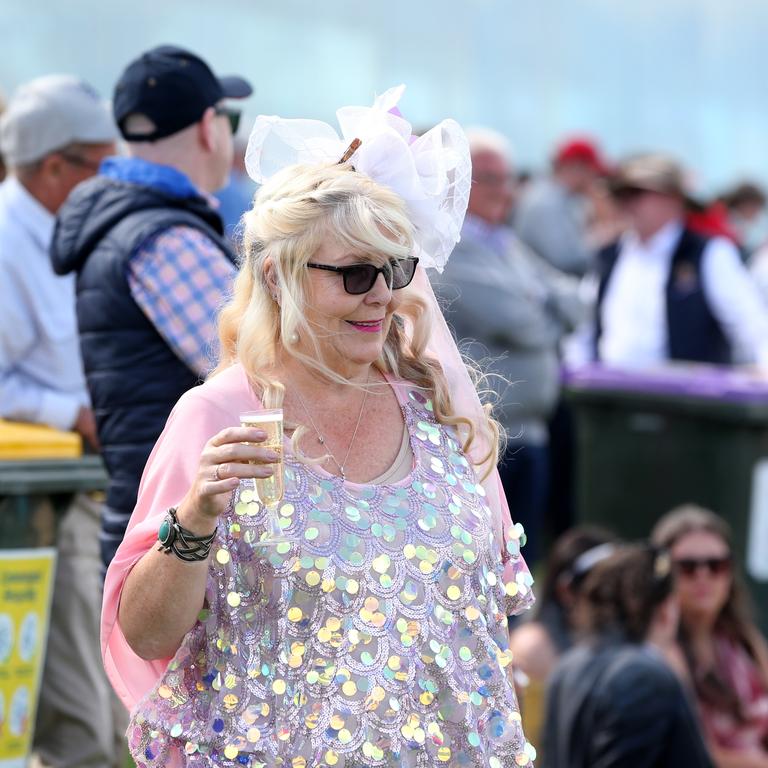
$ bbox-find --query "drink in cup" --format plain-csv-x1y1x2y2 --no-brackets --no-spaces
240,409,284,507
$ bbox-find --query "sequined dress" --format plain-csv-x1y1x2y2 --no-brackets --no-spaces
127,386,535,767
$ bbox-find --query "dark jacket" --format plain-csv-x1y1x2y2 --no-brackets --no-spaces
542,637,714,768
51,157,236,568
595,228,731,364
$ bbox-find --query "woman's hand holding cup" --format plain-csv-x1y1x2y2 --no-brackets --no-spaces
178,426,279,525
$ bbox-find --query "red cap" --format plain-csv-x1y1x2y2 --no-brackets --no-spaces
553,137,608,175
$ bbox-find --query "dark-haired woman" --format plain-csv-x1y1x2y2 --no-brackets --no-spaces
510,527,617,745
652,505,768,768
542,544,713,768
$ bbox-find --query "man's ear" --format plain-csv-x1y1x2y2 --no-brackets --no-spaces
198,106,217,153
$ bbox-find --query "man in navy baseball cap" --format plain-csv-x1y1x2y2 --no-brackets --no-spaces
51,45,252,579
113,44,252,141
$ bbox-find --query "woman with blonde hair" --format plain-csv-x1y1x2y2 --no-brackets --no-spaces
101,87,535,767
652,504,768,768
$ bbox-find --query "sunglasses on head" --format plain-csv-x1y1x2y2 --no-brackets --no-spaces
307,257,419,295
214,105,241,134
674,556,731,577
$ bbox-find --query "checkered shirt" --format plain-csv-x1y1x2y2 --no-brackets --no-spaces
127,226,236,377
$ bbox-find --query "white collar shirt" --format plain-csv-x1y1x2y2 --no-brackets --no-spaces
0,176,89,429
598,219,768,368
599,221,682,367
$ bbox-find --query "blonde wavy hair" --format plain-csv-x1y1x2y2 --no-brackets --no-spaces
215,161,500,475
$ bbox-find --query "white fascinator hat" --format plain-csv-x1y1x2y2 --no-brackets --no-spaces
244,84,470,273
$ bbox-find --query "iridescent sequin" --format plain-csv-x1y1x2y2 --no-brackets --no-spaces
127,387,535,767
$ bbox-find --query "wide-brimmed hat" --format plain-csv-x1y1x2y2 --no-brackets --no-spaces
609,152,691,199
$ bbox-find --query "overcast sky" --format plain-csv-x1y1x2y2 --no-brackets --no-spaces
1,0,767,192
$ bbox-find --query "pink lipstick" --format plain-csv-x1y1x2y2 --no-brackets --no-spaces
347,319,383,333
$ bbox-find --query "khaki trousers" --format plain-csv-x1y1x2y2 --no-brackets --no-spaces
31,493,127,768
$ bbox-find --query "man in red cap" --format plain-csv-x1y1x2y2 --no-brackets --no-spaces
515,136,611,277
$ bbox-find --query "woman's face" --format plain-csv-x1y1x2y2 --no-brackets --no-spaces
671,530,732,626
299,237,404,376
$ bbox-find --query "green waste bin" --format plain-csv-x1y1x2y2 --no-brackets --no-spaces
0,434,109,762
0,456,109,547
566,364,768,633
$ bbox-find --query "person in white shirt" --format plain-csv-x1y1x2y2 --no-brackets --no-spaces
0,76,125,767
568,153,768,369
0,77,114,441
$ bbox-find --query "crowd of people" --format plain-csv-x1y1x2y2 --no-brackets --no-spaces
1,41,768,768
509,508,768,767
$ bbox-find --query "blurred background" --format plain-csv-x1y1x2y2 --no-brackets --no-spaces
2,0,768,193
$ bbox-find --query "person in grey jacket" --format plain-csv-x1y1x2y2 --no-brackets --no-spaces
514,136,609,277
431,128,584,565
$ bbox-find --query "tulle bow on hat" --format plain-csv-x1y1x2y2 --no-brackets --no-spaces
244,85,470,272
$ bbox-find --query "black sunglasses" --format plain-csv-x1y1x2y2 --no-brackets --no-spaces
214,105,241,135
611,185,652,202
307,257,419,295
473,171,516,187
674,556,731,577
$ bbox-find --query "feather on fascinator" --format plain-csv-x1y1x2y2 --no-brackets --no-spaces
244,85,470,272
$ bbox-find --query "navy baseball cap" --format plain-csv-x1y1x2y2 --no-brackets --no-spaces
113,45,252,141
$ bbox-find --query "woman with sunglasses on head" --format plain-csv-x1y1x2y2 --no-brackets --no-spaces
100,87,536,767
651,505,768,768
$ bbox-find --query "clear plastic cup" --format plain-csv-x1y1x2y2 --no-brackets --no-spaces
240,409,287,543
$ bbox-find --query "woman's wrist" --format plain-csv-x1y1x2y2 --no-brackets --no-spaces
156,506,218,563
175,500,219,537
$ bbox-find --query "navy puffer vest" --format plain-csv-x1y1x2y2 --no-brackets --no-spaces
51,174,237,568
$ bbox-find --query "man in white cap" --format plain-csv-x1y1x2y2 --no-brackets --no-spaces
0,75,115,445
0,75,123,766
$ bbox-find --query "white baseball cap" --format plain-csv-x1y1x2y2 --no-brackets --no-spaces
0,74,117,167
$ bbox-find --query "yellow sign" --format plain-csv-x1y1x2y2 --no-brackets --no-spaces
0,549,56,767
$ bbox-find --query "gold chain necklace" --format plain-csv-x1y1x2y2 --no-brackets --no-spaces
292,374,370,480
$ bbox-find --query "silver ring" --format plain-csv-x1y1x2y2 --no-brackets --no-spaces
214,464,222,481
